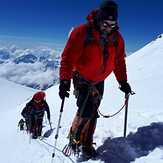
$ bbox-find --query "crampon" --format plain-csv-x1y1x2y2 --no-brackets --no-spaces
62,140,81,157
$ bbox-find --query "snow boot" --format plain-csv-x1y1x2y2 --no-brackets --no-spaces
76,146,97,162
32,134,38,139
81,146,97,159
18,119,25,131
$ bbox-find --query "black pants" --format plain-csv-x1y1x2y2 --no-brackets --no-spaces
71,73,104,147
26,115,43,137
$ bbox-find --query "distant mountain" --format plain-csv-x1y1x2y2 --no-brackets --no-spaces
14,54,38,64
0,48,11,60
0,45,61,90
0,51,10,60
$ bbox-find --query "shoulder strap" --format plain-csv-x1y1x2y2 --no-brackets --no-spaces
112,32,118,49
84,24,94,48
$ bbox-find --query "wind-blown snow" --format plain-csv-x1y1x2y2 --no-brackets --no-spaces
0,34,163,163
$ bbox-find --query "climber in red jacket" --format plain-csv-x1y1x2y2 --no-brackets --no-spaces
59,0,132,159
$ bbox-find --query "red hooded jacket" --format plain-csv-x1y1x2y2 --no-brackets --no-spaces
60,12,127,83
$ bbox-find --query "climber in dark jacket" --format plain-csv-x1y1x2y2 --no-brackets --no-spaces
21,91,51,139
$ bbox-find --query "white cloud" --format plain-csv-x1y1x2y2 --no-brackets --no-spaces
0,45,61,89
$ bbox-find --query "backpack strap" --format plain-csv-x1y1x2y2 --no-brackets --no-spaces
84,24,94,48
111,31,118,49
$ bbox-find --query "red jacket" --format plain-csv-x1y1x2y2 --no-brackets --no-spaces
60,24,127,83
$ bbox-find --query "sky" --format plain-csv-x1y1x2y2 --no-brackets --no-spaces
0,0,163,52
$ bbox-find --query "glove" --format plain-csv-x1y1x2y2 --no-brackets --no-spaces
59,80,71,99
119,80,132,94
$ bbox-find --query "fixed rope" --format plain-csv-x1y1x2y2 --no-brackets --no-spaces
98,91,135,118
38,139,75,163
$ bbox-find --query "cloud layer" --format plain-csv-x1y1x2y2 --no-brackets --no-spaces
0,45,61,90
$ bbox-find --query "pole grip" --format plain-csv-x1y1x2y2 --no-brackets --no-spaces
60,98,65,112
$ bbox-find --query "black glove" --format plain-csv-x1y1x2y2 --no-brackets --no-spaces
59,80,71,99
119,80,132,94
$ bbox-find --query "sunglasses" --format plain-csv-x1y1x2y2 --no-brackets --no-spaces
102,20,117,29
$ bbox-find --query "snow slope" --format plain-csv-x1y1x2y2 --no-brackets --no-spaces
0,78,36,162
0,34,163,163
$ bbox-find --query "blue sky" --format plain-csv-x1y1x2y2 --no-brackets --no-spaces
0,0,163,52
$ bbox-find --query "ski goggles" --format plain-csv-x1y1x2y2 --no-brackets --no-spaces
102,20,117,29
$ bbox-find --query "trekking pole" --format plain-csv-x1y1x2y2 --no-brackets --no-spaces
51,98,65,162
123,91,135,138
123,93,129,138
49,120,52,130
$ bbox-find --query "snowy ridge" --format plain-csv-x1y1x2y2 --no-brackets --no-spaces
129,33,163,58
1,34,163,163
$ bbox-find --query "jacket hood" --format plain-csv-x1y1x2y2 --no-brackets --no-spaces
86,9,99,24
